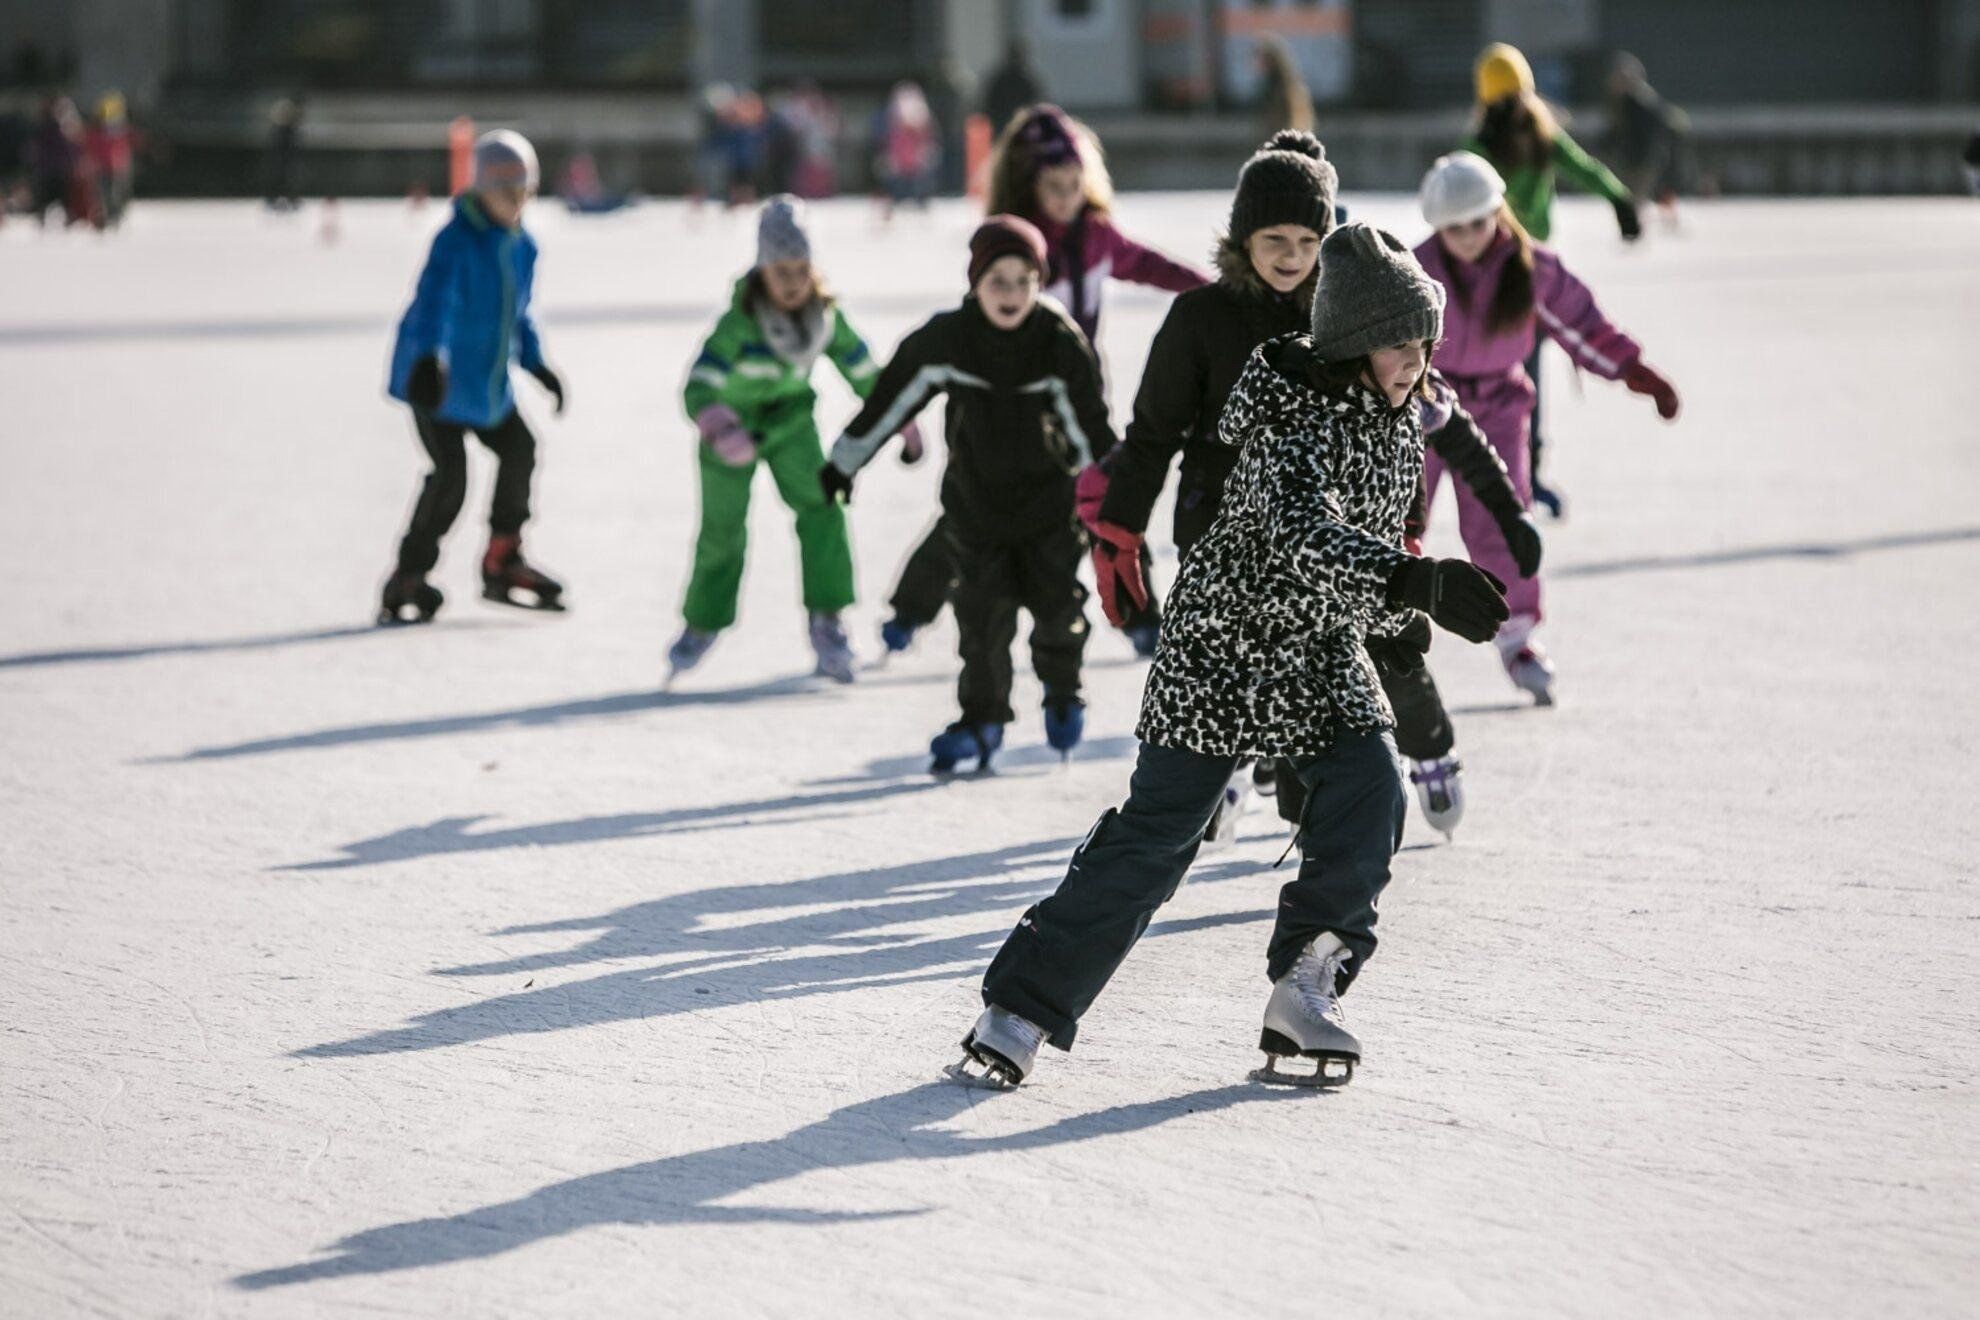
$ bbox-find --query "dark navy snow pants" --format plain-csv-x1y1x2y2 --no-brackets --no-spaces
980,731,1407,1049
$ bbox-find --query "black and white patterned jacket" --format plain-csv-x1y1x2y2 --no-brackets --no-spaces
1136,334,1423,758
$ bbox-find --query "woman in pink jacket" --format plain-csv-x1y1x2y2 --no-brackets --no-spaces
1413,151,1680,703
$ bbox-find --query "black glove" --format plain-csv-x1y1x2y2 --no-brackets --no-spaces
407,355,446,410
1613,197,1643,241
818,463,854,506
528,364,565,415
1387,557,1509,645
1366,611,1432,676
1496,510,1543,578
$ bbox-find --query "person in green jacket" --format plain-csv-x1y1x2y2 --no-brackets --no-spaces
1465,42,1639,519
670,195,923,684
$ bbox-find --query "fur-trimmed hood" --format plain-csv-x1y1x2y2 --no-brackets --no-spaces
1213,234,1319,313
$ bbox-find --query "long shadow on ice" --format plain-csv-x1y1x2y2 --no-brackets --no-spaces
0,619,516,669
294,835,1271,1059
235,1077,1306,1289
1553,525,1980,579
153,667,956,763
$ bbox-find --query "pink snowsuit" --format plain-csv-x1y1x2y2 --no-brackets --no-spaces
1414,231,1640,621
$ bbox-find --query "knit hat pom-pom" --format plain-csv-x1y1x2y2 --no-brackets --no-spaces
1264,129,1325,162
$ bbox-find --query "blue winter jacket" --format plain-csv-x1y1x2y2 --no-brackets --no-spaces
387,195,546,427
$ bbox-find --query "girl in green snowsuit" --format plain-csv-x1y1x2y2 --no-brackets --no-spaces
670,195,922,683
1466,42,1639,518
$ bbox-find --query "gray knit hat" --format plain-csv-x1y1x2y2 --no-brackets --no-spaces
1309,222,1445,362
756,194,812,267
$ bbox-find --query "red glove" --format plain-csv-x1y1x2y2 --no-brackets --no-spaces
896,419,925,465
1089,521,1149,628
1623,360,1681,420
1073,462,1108,535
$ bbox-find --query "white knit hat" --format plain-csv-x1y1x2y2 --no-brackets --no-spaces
473,129,540,193
1419,151,1505,228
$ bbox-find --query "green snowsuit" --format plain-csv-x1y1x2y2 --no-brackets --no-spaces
1463,128,1629,242
680,278,880,632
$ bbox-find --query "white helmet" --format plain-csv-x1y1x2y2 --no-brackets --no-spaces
1419,151,1505,228
472,129,540,194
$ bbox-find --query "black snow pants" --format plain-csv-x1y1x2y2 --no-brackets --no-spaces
891,511,1162,635
983,732,1407,1049
395,407,538,575
952,514,1090,726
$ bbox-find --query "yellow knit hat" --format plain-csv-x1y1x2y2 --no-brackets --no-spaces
1474,43,1534,104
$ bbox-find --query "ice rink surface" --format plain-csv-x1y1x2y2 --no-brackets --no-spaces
3,192,1976,1318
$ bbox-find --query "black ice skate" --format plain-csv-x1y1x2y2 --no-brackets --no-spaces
946,1005,1047,1089
378,570,444,626
1252,934,1359,1088
481,534,565,612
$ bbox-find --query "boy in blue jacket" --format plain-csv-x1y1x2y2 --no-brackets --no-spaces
380,130,569,623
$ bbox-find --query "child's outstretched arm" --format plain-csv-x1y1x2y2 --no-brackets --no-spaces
1534,252,1679,419
1552,129,1641,239
1097,301,1207,534
821,321,948,498
824,309,883,399
1103,221,1213,293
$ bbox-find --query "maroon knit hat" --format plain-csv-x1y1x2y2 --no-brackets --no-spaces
968,214,1048,287
1013,104,1081,169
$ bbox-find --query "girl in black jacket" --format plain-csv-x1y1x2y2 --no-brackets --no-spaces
822,216,1117,773
953,224,1509,1090
1089,132,1541,842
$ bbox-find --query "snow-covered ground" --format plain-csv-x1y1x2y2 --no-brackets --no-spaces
3,193,1976,1318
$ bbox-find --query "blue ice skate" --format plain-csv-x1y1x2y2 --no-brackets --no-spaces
880,617,918,654
1125,622,1160,658
1043,693,1085,759
930,721,1004,774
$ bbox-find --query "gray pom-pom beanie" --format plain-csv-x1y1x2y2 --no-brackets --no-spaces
756,194,813,267
1308,222,1445,362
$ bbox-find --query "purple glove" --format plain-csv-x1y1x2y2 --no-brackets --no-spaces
897,419,926,465
695,404,755,467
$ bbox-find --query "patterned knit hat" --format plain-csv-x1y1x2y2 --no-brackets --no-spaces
1309,222,1445,363
1013,104,1081,169
756,194,812,266
1228,130,1338,244
968,214,1049,286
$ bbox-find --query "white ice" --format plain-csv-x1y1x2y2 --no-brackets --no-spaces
2,193,1976,1318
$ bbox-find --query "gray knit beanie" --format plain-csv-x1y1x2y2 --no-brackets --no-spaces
1309,222,1445,362
756,194,812,267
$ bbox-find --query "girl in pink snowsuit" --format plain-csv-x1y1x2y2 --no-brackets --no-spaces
1413,151,1679,702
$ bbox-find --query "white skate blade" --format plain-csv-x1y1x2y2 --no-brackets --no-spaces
943,1058,1019,1091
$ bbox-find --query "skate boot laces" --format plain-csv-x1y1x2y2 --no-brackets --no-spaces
1293,943,1352,1029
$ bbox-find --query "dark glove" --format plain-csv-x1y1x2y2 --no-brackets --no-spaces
818,463,854,506
1089,520,1149,629
1387,557,1509,645
1623,359,1681,420
1613,197,1643,241
407,355,445,410
528,364,565,415
896,419,925,465
1367,611,1432,676
1496,510,1544,578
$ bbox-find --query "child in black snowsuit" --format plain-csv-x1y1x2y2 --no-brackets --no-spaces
821,216,1117,772
953,224,1509,1090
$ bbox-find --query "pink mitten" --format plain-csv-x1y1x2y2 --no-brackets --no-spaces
695,404,755,467
896,419,926,466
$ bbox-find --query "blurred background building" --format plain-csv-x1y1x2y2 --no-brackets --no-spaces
3,0,1977,197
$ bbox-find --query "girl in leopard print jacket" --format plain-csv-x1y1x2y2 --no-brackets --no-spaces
967,225,1509,1084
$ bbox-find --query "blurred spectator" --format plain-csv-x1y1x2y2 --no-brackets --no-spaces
777,80,841,200
559,148,634,213
28,94,91,227
873,80,939,218
982,38,1043,136
265,97,302,211
1964,127,1980,196
85,91,136,228
1255,34,1316,138
926,57,973,194
762,85,802,195
727,89,767,206
693,82,736,206
1603,53,1691,221
0,103,27,220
